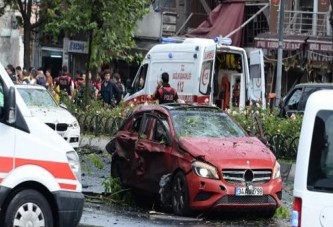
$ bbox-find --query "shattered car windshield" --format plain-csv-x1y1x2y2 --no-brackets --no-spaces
171,109,246,138
17,88,58,107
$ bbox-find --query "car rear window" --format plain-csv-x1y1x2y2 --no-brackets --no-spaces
170,109,246,138
307,110,333,192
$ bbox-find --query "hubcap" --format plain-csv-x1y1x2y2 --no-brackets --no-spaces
13,202,45,227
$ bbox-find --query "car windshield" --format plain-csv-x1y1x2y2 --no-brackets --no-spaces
171,109,246,138
17,87,58,107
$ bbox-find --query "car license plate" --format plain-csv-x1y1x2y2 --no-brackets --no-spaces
235,186,263,196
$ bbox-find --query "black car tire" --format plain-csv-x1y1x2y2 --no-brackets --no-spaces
260,208,276,219
172,171,191,216
111,153,123,182
4,189,53,227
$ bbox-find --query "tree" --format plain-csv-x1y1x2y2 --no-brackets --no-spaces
45,0,149,106
0,0,61,69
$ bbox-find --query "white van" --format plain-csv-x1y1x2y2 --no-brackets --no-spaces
0,63,83,226
292,90,333,227
124,37,266,109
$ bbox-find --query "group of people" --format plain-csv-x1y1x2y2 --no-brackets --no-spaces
6,62,180,106
6,64,53,89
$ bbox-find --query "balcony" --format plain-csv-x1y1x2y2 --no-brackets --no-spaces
279,10,331,37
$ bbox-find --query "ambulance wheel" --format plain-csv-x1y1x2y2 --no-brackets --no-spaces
172,171,191,216
4,189,53,227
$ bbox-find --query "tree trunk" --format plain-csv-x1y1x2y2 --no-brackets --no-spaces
84,29,93,108
23,23,31,69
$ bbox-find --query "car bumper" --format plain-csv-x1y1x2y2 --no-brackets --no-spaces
53,191,84,227
57,127,80,149
186,171,282,211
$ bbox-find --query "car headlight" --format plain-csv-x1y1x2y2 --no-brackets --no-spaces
272,161,281,179
66,151,82,183
192,161,219,179
68,120,79,129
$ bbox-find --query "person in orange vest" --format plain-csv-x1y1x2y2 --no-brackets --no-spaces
220,75,230,109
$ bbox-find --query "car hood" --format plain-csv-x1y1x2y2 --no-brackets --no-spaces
179,137,275,168
28,106,76,123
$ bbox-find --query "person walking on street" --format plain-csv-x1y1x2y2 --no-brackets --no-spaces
36,67,47,87
100,70,120,107
45,69,54,90
6,64,17,84
153,72,179,104
114,73,125,101
54,65,74,97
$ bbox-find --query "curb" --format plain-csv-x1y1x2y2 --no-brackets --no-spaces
79,136,111,152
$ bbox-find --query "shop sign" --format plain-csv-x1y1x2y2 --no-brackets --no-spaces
255,39,333,52
68,40,88,54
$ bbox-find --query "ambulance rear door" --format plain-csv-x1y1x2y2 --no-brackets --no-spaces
199,43,216,104
249,48,266,108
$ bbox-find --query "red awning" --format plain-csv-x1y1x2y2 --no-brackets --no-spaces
186,1,245,47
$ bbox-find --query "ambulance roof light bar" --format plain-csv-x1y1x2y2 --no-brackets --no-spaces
214,36,232,46
160,37,185,44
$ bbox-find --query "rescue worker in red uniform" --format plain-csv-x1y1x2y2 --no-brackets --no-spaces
154,72,179,104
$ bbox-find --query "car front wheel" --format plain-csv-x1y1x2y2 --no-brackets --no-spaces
172,171,191,216
4,189,53,227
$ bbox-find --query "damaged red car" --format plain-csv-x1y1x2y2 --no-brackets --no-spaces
110,104,282,217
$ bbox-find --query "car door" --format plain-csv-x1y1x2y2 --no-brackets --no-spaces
134,113,173,193
115,114,143,185
0,79,14,182
284,87,303,117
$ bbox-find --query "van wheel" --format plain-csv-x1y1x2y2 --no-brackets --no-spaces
172,172,191,216
4,189,53,227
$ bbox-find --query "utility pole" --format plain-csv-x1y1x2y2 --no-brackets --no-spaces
275,0,285,106
330,0,333,81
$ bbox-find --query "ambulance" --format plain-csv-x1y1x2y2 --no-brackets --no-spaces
124,37,266,109
292,90,333,227
0,63,83,226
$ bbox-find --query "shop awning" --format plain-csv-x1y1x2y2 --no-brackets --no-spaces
255,33,333,52
185,1,245,47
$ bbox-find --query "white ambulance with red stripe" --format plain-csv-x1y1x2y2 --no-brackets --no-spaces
0,64,83,226
124,37,266,109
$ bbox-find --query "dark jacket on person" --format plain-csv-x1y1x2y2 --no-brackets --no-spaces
154,84,178,104
100,80,120,105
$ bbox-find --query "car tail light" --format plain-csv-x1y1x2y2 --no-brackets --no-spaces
292,197,302,227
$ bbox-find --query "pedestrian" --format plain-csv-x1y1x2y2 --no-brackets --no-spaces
29,68,37,85
113,73,125,100
54,65,74,97
45,69,54,90
36,67,47,87
15,66,24,84
100,69,120,107
153,72,179,104
21,69,30,84
6,64,17,84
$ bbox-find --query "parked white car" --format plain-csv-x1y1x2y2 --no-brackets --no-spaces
16,84,80,148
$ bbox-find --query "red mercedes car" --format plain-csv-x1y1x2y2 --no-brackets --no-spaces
109,104,282,217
